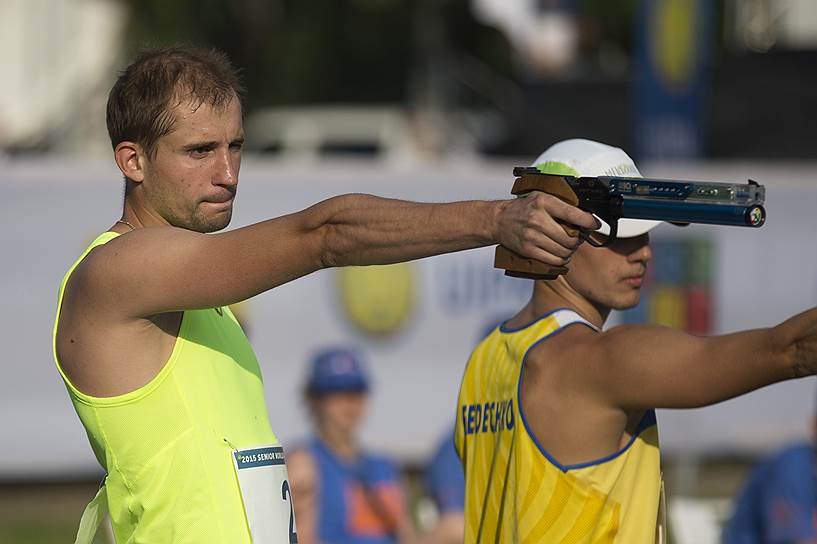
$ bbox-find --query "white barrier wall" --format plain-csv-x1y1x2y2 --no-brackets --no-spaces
1,157,816,478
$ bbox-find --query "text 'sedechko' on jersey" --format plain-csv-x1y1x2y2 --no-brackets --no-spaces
461,400,515,435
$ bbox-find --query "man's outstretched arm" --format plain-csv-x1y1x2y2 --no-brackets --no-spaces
570,306,817,410
77,192,598,319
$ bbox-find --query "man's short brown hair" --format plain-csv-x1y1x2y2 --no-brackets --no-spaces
106,46,245,158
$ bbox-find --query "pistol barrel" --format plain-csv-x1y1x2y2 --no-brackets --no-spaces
620,199,766,227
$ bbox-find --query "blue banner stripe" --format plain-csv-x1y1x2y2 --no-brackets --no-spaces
234,446,286,469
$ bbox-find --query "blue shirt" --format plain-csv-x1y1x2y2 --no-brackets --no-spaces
308,438,405,544
425,430,465,514
723,443,817,544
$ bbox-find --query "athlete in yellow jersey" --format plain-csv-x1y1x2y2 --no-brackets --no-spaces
53,47,600,543
455,139,817,543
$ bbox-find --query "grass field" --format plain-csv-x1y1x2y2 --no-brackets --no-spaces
0,481,111,544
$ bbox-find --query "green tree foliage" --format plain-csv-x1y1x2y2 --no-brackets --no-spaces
578,0,638,54
124,0,414,107
122,0,512,110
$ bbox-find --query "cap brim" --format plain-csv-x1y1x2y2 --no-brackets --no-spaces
595,218,662,238
308,382,369,395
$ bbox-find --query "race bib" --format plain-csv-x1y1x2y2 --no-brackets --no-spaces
232,445,298,543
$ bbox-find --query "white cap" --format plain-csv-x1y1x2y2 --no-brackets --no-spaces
531,138,661,238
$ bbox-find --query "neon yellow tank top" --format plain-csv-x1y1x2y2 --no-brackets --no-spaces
53,232,278,543
455,309,664,543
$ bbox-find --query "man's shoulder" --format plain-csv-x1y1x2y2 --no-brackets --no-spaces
768,442,815,472
64,231,134,288
63,227,182,306
526,317,598,361
284,442,319,472
538,320,665,364
285,438,316,458
58,232,127,322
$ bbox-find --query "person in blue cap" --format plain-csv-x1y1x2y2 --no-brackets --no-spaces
723,397,817,544
287,348,416,544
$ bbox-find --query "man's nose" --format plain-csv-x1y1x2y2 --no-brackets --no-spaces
628,235,652,263
216,148,238,186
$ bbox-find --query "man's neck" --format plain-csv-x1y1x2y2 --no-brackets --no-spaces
507,278,609,330
117,194,170,230
318,427,358,463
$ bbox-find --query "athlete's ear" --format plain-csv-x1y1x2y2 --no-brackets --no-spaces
114,141,146,184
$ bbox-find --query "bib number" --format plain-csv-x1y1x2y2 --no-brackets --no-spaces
281,480,297,543
232,445,298,543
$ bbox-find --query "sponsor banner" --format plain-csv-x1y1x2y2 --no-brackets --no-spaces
634,0,714,159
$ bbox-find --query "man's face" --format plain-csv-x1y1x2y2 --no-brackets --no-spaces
565,233,652,311
140,95,244,232
314,391,368,436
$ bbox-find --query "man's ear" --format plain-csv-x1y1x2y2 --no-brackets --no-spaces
114,141,146,183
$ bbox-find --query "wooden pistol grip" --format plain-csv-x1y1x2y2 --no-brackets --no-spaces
494,173,581,280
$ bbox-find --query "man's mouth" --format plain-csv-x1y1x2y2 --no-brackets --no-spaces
204,194,234,205
623,275,644,287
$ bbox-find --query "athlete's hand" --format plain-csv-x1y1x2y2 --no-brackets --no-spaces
495,193,599,266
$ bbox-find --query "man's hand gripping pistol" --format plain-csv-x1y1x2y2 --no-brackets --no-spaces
495,167,767,280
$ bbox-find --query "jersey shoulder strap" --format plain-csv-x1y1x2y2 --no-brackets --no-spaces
549,308,599,332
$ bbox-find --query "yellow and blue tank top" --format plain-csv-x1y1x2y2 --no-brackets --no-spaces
52,232,278,543
455,308,663,543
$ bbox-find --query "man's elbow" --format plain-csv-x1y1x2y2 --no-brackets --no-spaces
318,223,352,269
317,225,337,269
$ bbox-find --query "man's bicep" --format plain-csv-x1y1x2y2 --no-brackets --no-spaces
88,219,325,318
592,325,783,410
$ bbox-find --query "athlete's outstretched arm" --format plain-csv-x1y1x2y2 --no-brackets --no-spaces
74,192,597,319
576,307,817,409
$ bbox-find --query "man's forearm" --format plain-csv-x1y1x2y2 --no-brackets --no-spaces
88,190,588,317
312,194,505,268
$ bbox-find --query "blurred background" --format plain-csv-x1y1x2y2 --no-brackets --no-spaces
2,0,817,542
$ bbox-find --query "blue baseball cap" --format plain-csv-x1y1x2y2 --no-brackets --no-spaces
306,348,370,394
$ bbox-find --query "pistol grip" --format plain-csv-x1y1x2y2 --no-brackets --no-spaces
494,246,568,280
494,173,581,280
